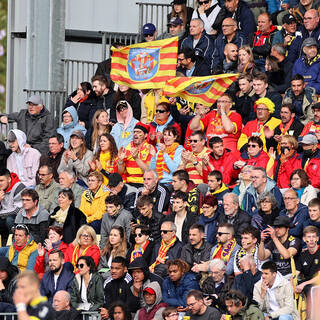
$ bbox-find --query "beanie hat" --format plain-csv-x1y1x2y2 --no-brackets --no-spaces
254,97,275,114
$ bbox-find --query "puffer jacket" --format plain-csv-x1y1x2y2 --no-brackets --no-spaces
57,106,87,148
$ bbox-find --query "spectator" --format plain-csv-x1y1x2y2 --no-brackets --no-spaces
289,169,318,206
201,259,233,313
53,290,81,320
0,224,38,272
185,290,221,319
64,225,100,273
99,225,127,271
7,129,41,188
166,191,198,244
40,249,74,304
198,195,220,245
162,307,179,320
253,261,299,319
49,188,86,244
85,109,111,152
0,141,10,171
212,43,239,75
15,189,49,243
135,282,168,320
251,191,280,233
100,195,132,249
142,23,157,42
150,221,183,277
108,301,132,320
180,18,214,67
178,131,211,186
150,126,183,184
292,37,320,94
242,167,284,216
134,170,171,214
88,133,118,186
58,130,93,187
39,133,65,183
223,290,264,319
258,216,301,277
162,259,200,308
180,224,213,267
237,46,256,75
117,122,155,187
111,100,139,150
134,195,164,243
205,170,230,206
237,98,281,153
34,226,68,276
299,134,320,188
291,0,320,24
283,74,317,124
0,168,25,245
162,17,186,47
79,171,109,233
57,106,86,148
168,0,193,32
0,95,54,154
35,165,60,212
70,256,104,312
303,198,320,235
177,48,210,76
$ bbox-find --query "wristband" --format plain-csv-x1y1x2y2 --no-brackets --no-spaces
16,303,26,312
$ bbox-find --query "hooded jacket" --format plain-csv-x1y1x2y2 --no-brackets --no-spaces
7,129,41,187
57,106,87,148
0,256,19,304
110,102,138,149
253,272,299,320
0,173,25,218
134,281,168,320
7,107,54,154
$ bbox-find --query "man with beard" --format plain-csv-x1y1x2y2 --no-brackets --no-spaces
212,43,239,75
40,250,74,304
300,102,320,142
177,48,210,76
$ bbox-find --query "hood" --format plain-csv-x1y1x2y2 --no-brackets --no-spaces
116,101,134,131
5,172,21,193
212,183,229,195
128,257,150,278
9,129,26,153
246,177,276,196
61,106,79,128
0,256,19,282
186,180,196,192
144,281,162,310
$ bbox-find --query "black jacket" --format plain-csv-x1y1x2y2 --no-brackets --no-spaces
126,240,155,266
39,148,65,183
0,257,19,304
251,89,282,119
55,308,81,320
178,59,211,77
180,240,213,267
235,89,256,125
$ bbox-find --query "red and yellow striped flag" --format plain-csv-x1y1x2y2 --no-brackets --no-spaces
110,37,178,89
162,74,239,107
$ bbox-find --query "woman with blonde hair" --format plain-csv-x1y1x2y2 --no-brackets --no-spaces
238,45,255,74
65,224,100,273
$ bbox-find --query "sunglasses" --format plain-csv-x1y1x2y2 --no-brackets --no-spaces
135,233,144,237
161,230,173,234
217,232,230,236
15,224,30,234
248,144,258,148
189,139,199,143
117,105,128,112
198,0,210,4
76,263,85,269
156,109,167,114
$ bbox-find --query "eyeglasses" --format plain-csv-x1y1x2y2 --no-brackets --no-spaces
161,230,173,234
117,105,128,112
76,263,85,269
80,234,92,239
217,232,230,236
177,58,185,62
189,139,200,143
256,108,269,111
144,34,154,38
156,109,167,114
248,144,258,148
37,173,50,177
284,197,298,201
198,0,210,4
304,16,315,20
222,24,235,28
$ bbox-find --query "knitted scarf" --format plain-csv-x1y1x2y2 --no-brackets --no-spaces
235,246,256,269
155,142,179,179
211,238,237,263
151,236,177,269
130,240,150,262
72,245,91,272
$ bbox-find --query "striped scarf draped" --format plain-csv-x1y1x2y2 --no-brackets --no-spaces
151,236,176,269
155,142,179,179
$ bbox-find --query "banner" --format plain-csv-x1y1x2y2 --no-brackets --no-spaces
110,37,178,89
162,74,239,107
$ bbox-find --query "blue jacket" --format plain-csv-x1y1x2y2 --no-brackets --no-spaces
242,178,284,216
198,211,220,246
181,31,214,69
57,106,87,148
280,203,309,238
292,54,320,94
162,272,200,307
40,262,74,303
110,118,138,149
302,218,320,238
211,31,247,69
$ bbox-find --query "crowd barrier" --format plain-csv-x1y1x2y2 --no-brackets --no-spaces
0,311,101,320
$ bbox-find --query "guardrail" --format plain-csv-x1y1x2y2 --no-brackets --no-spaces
0,311,101,320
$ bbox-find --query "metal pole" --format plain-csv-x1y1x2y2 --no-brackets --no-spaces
101,32,107,60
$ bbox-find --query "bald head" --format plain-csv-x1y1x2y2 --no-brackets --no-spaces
53,290,70,311
304,9,320,31
222,18,237,36
224,43,238,62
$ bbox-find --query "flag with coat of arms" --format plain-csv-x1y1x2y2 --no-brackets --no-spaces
110,37,178,89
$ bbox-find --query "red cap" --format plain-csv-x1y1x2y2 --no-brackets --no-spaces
134,122,150,134
143,287,156,295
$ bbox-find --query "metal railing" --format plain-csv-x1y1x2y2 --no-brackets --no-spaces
0,311,101,320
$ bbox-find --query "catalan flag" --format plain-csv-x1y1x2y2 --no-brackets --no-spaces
162,74,239,107
110,37,178,89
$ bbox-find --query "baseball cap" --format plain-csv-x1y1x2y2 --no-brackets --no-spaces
167,17,184,26
70,130,85,140
108,173,123,188
171,0,187,4
26,95,43,105
282,14,296,24
134,122,150,134
142,23,156,36
302,37,318,48
300,134,318,145
143,287,156,295
272,216,294,228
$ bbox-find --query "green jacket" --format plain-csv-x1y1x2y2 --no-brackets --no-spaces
234,303,265,320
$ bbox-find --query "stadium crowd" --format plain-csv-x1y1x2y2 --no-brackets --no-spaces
1,0,320,318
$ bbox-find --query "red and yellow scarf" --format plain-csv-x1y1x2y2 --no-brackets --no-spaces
151,236,176,269
211,238,237,263
72,245,91,273
155,142,179,179
130,240,150,262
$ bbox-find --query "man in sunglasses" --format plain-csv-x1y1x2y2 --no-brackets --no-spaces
142,23,157,42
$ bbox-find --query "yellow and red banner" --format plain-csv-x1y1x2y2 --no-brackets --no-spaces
110,37,178,89
163,74,239,107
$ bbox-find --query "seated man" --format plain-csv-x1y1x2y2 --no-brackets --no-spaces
53,290,81,320
0,224,38,271
0,95,54,154
303,198,320,235
205,170,230,207
295,226,320,295
212,43,239,75
300,102,320,146
15,189,49,244
40,250,74,304
253,261,299,320
258,216,301,277
0,168,25,244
